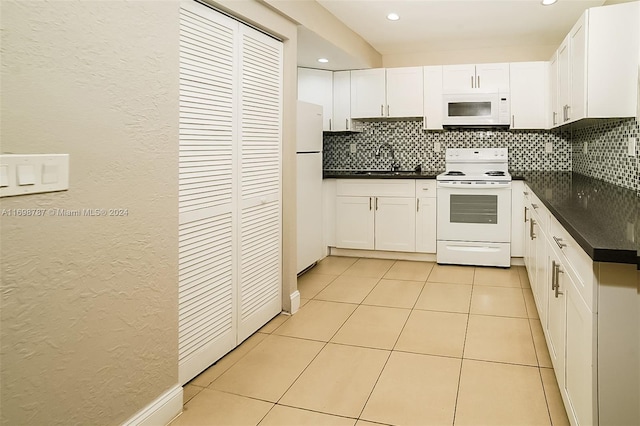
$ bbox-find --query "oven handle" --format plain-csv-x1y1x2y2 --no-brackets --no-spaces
436,182,511,189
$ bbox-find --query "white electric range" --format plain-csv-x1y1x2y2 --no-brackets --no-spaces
436,148,512,267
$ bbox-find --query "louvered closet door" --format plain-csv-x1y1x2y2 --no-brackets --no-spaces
178,1,238,385
237,26,283,341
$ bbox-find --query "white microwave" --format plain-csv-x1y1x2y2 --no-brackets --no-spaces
442,92,510,127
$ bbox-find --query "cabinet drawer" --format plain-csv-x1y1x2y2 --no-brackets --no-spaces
415,180,436,198
549,215,595,310
527,190,549,232
336,179,415,197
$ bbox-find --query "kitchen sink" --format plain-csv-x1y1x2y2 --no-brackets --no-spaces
352,170,417,176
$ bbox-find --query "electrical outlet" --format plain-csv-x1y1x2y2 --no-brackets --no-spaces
628,137,636,156
350,143,357,154
583,141,588,154
434,142,441,153
545,142,553,153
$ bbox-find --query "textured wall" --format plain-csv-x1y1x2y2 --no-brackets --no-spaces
324,120,571,172
0,1,180,425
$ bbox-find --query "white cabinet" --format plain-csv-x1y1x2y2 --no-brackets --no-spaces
509,62,548,129
335,179,416,252
415,180,436,253
423,66,443,130
553,2,639,126
547,247,567,390
442,63,509,92
297,67,333,131
178,1,282,385
510,181,524,257
332,71,353,131
350,67,423,118
549,52,560,127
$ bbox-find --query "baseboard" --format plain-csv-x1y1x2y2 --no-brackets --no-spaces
122,385,183,426
289,290,300,314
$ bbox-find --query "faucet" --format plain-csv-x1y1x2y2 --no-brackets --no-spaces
375,142,399,170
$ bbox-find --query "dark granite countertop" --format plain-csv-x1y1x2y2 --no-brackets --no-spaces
324,169,639,268
511,171,639,268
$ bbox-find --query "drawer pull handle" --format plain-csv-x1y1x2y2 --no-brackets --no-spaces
369,197,372,211
531,203,539,209
555,264,564,298
524,206,528,223
523,191,529,196
529,219,537,240
417,198,420,212
375,197,378,211
553,236,567,249
551,260,558,290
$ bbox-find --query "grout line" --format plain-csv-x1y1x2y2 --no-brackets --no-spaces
452,276,474,425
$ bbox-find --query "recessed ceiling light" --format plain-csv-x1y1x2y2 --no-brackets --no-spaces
541,0,557,5
387,13,400,21
317,58,329,63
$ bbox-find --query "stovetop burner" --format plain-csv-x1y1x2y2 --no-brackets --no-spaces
485,171,506,176
445,171,465,176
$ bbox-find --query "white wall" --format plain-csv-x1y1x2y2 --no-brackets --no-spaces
0,1,180,424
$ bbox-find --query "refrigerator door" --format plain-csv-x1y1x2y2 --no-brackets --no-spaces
296,152,323,274
297,101,323,153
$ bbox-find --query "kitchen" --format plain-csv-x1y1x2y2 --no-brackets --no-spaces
1,0,638,425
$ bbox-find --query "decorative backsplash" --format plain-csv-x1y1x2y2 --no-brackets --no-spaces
570,118,639,193
323,120,571,172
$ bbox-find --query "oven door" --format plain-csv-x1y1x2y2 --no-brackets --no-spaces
437,182,512,243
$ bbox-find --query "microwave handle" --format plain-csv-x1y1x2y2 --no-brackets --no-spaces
477,75,480,88
470,76,474,89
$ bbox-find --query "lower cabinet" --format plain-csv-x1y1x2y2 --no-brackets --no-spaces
416,180,437,253
335,196,375,250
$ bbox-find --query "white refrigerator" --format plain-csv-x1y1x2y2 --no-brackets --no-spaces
296,101,323,274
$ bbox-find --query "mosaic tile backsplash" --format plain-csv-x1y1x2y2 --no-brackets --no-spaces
323,120,571,172
570,118,639,193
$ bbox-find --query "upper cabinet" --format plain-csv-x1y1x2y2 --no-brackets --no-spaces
423,66,444,130
442,63,509,93
509,62,548,129
553,1,639,127
332,71,353,131
297,68,333,131
350,67,423,118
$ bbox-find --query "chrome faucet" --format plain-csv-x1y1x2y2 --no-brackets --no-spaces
375,142,399,170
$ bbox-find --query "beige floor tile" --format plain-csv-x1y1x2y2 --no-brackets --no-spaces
259,405,356,426
300,298,310,308
273,300,357,342
530,319,553,368
355,421,389,426
474,266,522,288
427,264,475,284
523,288,540,319
415,282,472,313
343,258,395,279
331,305,410,350
210,334,324,402
518,265,532,289
395,310,468,358
540,368,570,426
454,360,550,426
297,273,337,300
309,256,358,275
470,286,528,318
280,343,389,418
464,315,538,366
259,313,290,334
190,332,268,387
315,275,379,304
183,384,203,405
170,389,273,426
383,260,434,281
362,279,424,309
361,351,461,426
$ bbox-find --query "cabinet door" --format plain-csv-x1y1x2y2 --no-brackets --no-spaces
565,278,596,426
416,197,436,253
534,222,548,326
568,12,587,122
523,199,536,285
557,36,570,123
332,71,351,131
298,67,333,130
386,67,423,117
509,62,547,129
335,196,374,249
374,196,416,252
350,68,385,118
547,248,567,390
423,66,443,130
442,64,476,92
475,63,510,92
549,53,560,127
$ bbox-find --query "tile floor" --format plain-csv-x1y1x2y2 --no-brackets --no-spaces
173,257,570,426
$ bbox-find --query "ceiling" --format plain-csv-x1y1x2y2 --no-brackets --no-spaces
298,0,615,69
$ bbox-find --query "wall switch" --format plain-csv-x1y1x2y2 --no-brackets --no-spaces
545,142,553,153
434,142,441,153
349,143,357,154
0,154,69,197
628,137,636,156
583,141,588,154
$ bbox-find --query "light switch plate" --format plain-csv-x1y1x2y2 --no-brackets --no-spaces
545,142,553,153
628,137,636,157
349,143,357,154
0,154,69,197
583,141,588,154
434,142,441,153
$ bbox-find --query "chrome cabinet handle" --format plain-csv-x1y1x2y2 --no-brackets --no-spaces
523,191,529,196
346,118,349,130
375,197,378,210
529,218,537,240
381,104,384,116
417,198,420,212
553,236,567,249
477,75,480,88
512,115,515,127
369,197,372,211
471,75,474,88
566,105,570,121
387,105,390,116
532,203,539,209
524,206,528,223
551,260,557,290
329,118,332,130
554,263,564,298
552,111,557,126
